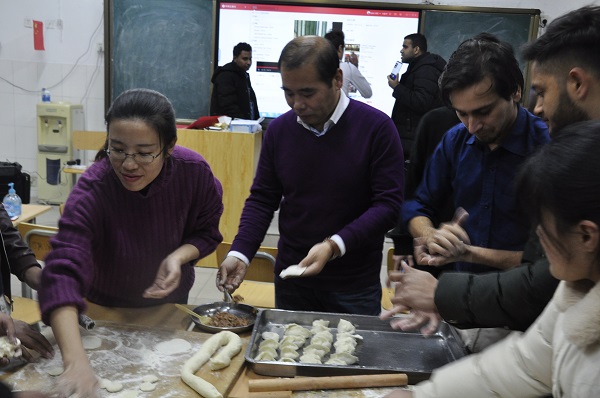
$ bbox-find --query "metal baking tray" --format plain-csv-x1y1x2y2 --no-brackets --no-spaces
245,309,467,383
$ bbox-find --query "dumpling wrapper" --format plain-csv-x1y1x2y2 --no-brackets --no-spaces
279,265,307,279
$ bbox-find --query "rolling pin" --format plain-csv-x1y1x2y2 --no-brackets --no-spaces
249,373,408,392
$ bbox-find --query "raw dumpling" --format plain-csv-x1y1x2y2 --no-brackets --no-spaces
325,352,358,365
312,319,330,328
278,357,296,363
279,346,300,360
312,330,334,343
259,339,279,350
337,319,356,334
303,343,329,358
280,335,306,347
284,324,311,339
261,332,280,342
310,335,332,349
299,352,322,364
254,350,277,361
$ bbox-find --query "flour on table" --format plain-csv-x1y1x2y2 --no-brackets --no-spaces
115,390,139,398
155,338,191,355
81,335,102,350
47,366,64,376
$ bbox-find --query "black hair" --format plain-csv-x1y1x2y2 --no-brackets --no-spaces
96,88,177,161
439,32,523,107
233,42,252,58
324,30,345,51
522,6,600,79
516,120,600,253
405,33,427,52
278,36,339,86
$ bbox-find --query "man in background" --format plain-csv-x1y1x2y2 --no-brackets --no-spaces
210,42,260,120
324,30,372,98
217,36,403,315
389,33,446,160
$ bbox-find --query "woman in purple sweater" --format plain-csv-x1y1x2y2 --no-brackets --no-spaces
39,89,223,397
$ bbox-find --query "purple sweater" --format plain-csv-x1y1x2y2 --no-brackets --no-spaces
40,146,223,324
232,100,404,291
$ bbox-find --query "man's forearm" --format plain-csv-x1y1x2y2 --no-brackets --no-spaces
408,216,435,239
463,246,523,269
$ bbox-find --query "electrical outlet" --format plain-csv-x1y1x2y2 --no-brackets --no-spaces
56,18,63,30
30,175,38,188
24,18,33,28
97,43,104,53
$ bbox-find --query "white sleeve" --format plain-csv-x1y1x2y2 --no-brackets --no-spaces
347,64,372,99
414,301,557,398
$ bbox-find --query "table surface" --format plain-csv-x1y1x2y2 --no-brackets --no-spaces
11,204,52,227
10,301,407,397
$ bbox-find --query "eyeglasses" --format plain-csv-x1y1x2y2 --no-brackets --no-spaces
105,148,163,164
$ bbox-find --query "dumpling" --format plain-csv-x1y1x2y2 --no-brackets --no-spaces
312,319,330,328
259,339,279,350
254,350,277,361
278,357,296,363
334,336,357,350
284,324,311,339
336,319,356,334
310,335,332,349
261,331,280,342
280,335,306,347
279,346,300,360
299,352,322,364
257,346,277,358
311,324,330,334
325,352,358,365
312,330,334,343
333,340,356,355
336,332,363,340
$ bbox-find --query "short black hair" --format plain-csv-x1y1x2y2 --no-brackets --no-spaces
324,30,345,51
516,120,600,250
522,6,600,79
233,42,252,57
439,32,523,107
278,36,339,86
405,33,427,52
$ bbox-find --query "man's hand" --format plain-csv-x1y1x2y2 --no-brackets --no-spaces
380,261,438,320
389,310,442,336
14,320,53,361
293,241,332,277
414,208,471,266
217,256,248,292
387,74,399,89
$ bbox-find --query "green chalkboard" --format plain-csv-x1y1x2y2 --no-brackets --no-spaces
107,0,214,120
421,8,540,73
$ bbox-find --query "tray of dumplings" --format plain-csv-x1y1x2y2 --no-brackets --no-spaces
245,309,467,381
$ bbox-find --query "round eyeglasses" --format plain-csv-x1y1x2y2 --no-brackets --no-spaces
105,148,163,164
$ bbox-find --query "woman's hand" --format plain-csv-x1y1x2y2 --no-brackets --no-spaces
55,359,100,398
143,255,182,299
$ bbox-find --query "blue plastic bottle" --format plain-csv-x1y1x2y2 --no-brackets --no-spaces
3,183,22,220
42,88,51,102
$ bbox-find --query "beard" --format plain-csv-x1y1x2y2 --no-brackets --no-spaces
551,91,589,133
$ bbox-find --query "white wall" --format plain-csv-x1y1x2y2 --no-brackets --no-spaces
0,0,598,200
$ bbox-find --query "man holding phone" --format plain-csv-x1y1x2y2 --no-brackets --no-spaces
388,33,446,161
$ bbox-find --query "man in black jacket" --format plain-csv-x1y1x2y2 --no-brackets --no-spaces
210,42,260,120
388,33,446,161
382,5,600,337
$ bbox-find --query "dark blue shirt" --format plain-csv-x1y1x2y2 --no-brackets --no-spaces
402,106,550,272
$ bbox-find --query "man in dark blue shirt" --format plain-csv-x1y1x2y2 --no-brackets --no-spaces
402,33,550,273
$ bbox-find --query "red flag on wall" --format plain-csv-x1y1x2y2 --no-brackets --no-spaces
33,20,45,51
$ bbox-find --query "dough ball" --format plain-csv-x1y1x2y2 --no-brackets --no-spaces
81,335,102,350
0,336,21,358
115,390,139,398
105,380,124,393
142,374,159,383
155,338,192,355
139,382,156,392
47,366,64,376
